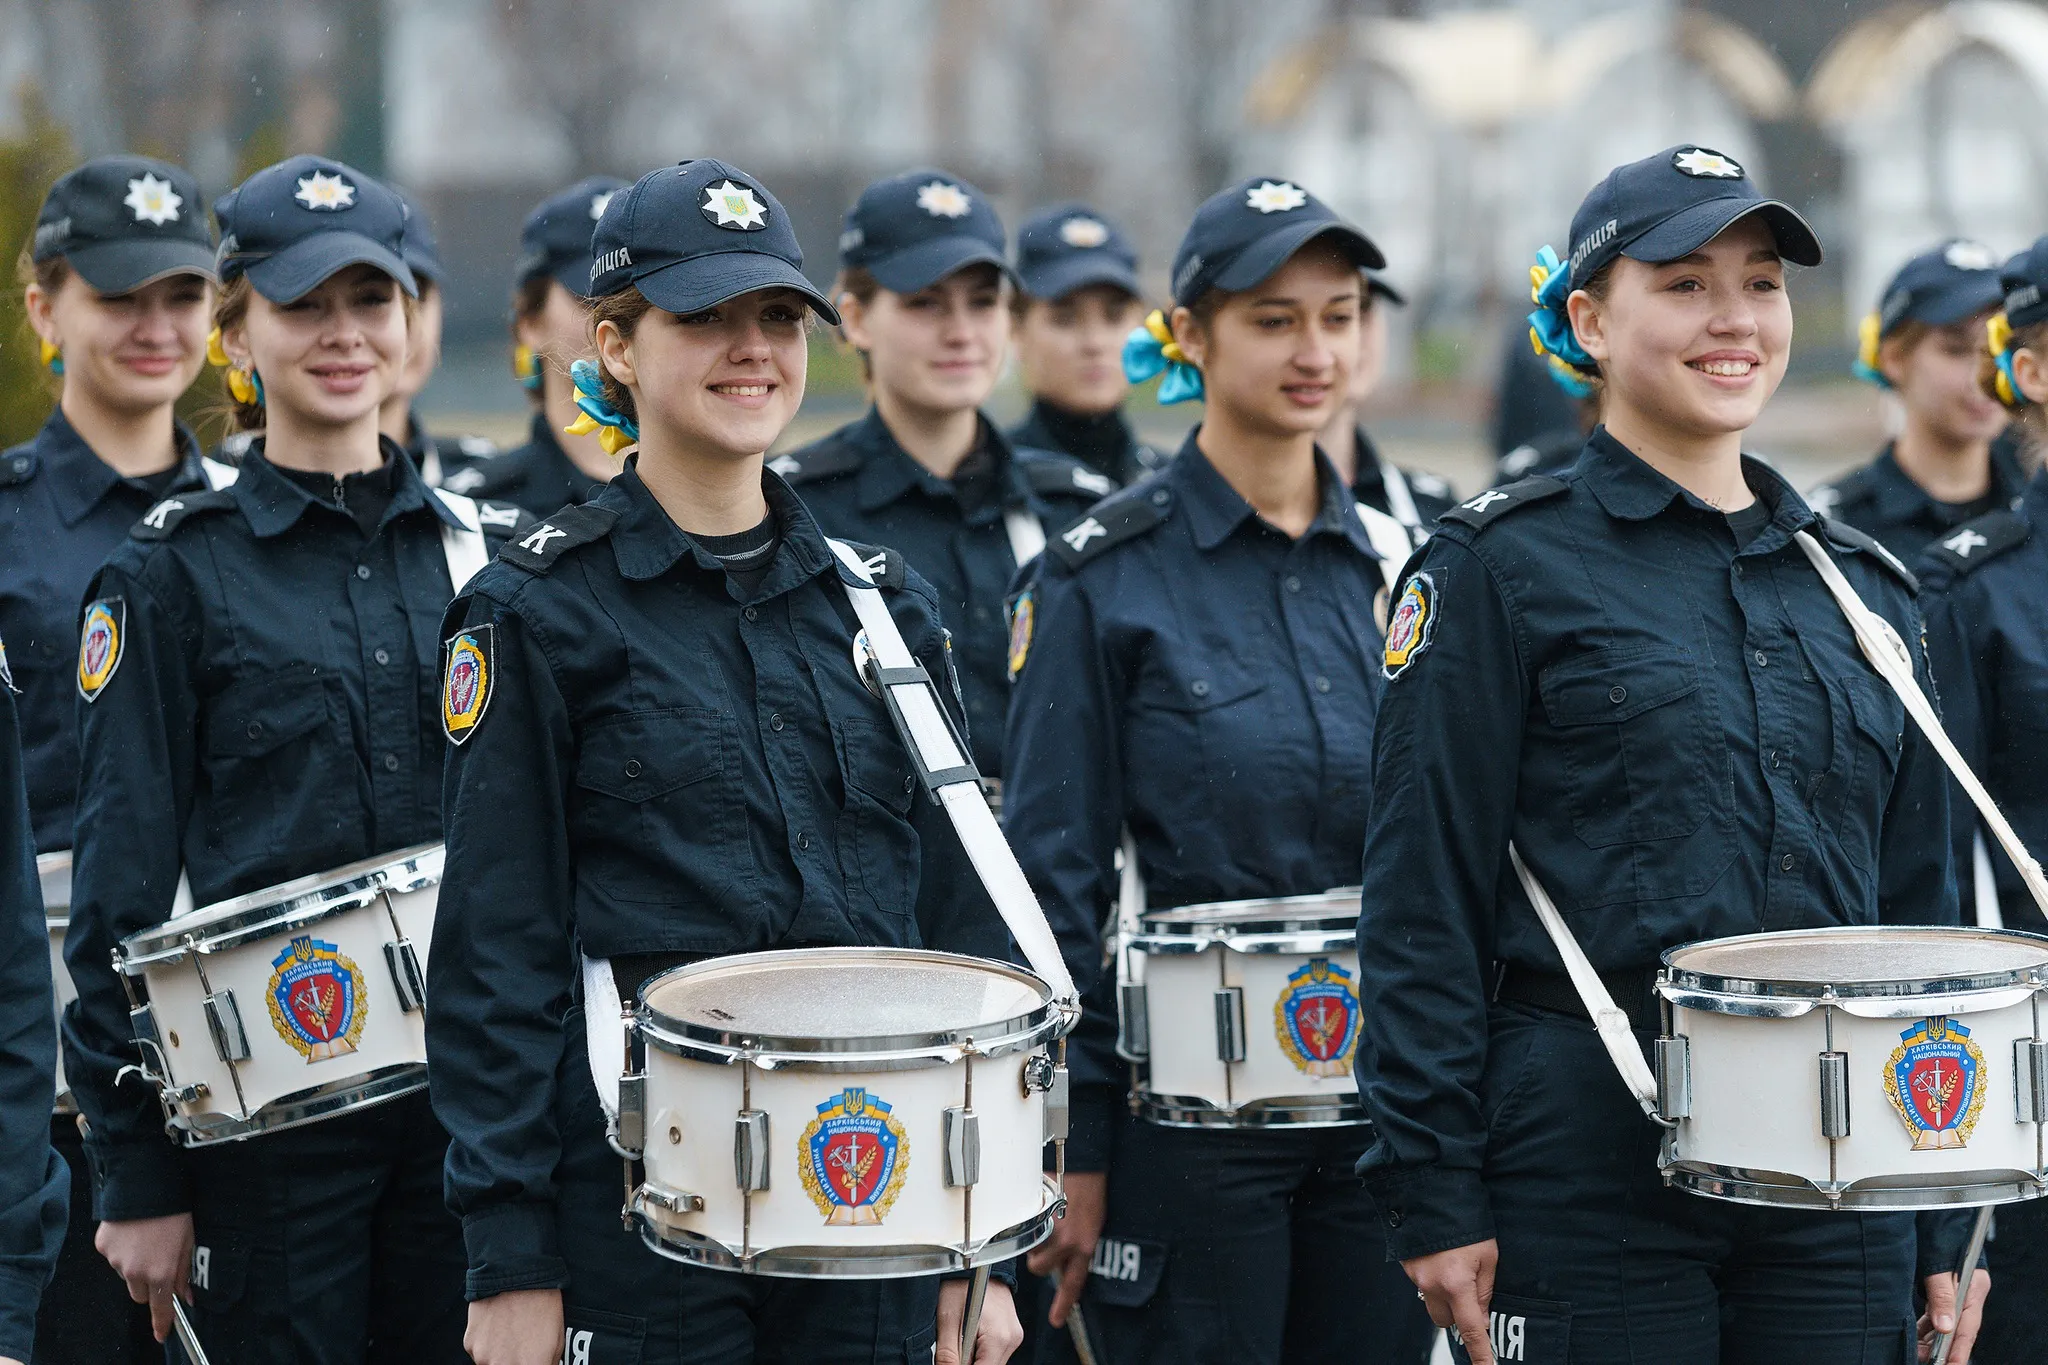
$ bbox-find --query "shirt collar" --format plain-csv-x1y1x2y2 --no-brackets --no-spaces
1579,427,1818,545
607,459,835,593
233,435,451,538
37,407,206,527
1173,428,1381,559
849,406,1020,523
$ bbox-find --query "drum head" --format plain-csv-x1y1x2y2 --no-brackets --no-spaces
641,947,1051,1050
1141,888,1360,935
1665,925,2048,998
120,843,443,962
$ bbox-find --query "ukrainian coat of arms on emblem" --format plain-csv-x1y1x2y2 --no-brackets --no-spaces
1274,958,1361,1077
799,1087,909,1225
1883,1016,1986,1150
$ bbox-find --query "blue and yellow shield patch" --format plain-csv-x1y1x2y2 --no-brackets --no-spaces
77,598,125,702
441,625,494,745
1381,574,1436,680
1006,587,1036,680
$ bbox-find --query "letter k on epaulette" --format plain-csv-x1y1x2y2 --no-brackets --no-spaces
496,503,620,573
1439,475,1568,533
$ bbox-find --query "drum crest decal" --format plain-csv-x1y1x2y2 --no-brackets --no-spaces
1274,957,1360,1076
1883,1016,1986,1150
441,625,493,744
799,1086,909,1225
265,935,367,1063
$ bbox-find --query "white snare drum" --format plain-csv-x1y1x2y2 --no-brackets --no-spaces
1657,925,2048,1210
625,947,1069,1278
114,844,441,1145
1123,889,1364,1128
38,852,74,1113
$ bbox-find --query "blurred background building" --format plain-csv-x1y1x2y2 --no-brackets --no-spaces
5,0,2048,489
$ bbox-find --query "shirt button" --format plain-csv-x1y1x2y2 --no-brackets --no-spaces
1770,751,1781,769
1285,576,1302,593
1608,686,1627,704
1315,676,1331,693
624,759,643,778
382,753,400,772
743,606,759,622
1386,1208,1405,1228
356,564,371,580
1151,490,1169,507
245,721,263,740
1190,680,1210,698
1733,562,1745,577
374,648,390,666
903,775,916,793
770,713,785,732
1780,853,1797,872
796,831,811,851
1754,650,1768,668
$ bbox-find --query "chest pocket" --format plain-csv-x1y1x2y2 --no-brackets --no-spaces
203,669,361,868
838,716,920,925
572,707,750,914
1835,678,1905,866
1539,649,1710,848
1127,653,1271,811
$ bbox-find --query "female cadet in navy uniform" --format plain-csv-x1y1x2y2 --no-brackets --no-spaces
1005,203,1163,490
1003,177,1434,1365
1807,241,2022,562
1918,235,2048,1362
1316,272,1454,540
430,159,1024,1365
379,188,496,491
459,176,630,515
772,170,1109,784
62,154,527,1362
0,154,217,1365
1356,147,1987,1364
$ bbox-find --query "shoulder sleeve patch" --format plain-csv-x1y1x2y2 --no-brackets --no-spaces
1920,510,2030,578
767,439,864,486
1046,487,1170,569
1437,475,1569,533
494,502,620,573
130,489,238,541
1019,452,1117,501
1818,515,1919,594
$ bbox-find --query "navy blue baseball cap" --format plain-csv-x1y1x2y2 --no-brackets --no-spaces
839,169,1013,294
391,185,443,286
33,155,216,293
1015,202,1140,301
1999,238,2048,328
1873,240,2003,334
1169,176,1383,307
214,155,417,302
1562,145,1821,291
516,175,629,298
589,159,837,323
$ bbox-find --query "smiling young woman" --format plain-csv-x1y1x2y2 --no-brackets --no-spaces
61,155,527,1365
1357,146,1988,1364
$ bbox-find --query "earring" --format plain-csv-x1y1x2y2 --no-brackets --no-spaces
225,367,263,407
38,338,62,376
513,343,543,393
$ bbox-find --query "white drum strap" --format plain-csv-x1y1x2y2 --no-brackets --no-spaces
1112,828,1145,988
581,955,625,1119
1973,831,2004,930
434,492,491,594
1354,503,1413,594
419,440,444,490
826,538,1077,1002
1379,462,1425,541
1789,529,2048,920
198,457,239,491
1003,506,1048,568
1506,844,1663,1117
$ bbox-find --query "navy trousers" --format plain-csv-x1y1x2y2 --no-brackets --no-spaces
1454,1005,1917,1365
35,1115,155,1365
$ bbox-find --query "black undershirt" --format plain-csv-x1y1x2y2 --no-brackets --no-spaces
1723,499,1771,548
276,455,399,537
692,514,780,599
1023,399,1129,476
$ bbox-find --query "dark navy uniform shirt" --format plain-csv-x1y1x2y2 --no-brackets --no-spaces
772,408,1110,776
1002,434,1389,1168
428,464,1005,1298
1920,470,2048,932
1008,399,1167,489
463,410,612,518
1356,430,1955,1260
0,409,213,852
1350,427,1454,530
61,441,528,1221
1807,435,2027,564
0,655,68,1359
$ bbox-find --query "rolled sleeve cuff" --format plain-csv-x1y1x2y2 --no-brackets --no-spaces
1916,1208,1974,1283
1362,1166,1494,1263
462,1202,570,1301
87,1136,191,1223
0,1266,44,1363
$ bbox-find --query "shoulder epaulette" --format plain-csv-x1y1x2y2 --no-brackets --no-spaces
1047,485,1172,569
495,503,619,573
131,489,238,541
1818,515,1918,594
830,539,911,592
1920,509,2030,579
767,440,864,487
1437,475,1569,533
0,446,34,487
1017,450,1117,502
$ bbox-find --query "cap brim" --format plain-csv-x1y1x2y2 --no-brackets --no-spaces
865,237,1017,294
243,235,419,303
1367,275,1406,307
1018,255,1142,303
1623,198,1823,271
547,258,597,300
1909,276,2006,329
64,238,217,295
633,252,841,326
1209,221,1388,298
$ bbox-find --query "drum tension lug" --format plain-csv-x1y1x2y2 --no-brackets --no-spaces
734,1110,770,1191
614,1073,646,1158
384,938,427,1014
203,990,251,1064
2016,1039,2048,1124
1653,1035,1691,1121
944,1106,981,1188
1818,1050,1851,1139
1212,987,1246,1063
636,1182,705,1216
1117,983,1150,1061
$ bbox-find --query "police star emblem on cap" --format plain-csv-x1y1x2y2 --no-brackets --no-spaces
1672,148,1743,179
1245,180,1308,214
590,190,614,221
293,170,357,211
123,172,182,226
1059,216,1110,248
916,180,973,219
1945,240,1998,271
702,180,769,231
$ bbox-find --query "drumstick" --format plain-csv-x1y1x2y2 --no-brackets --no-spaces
1931,1204,1994,1365
1067,1303,1102,1365
958,1263,990,1362
172,1298,213,1365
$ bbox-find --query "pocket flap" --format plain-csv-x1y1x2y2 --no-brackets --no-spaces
206,671,326,758
1447,1292,1572,1364
1539,650,1698,726
576,708,728,802
1846,679,1903,749
1133,660,1265,714
1084,1234,1167,1308
561,1305,645,1364
189,1237,249,1312
842,718,916,813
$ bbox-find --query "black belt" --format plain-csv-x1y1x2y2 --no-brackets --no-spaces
1494,963,1661,1034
